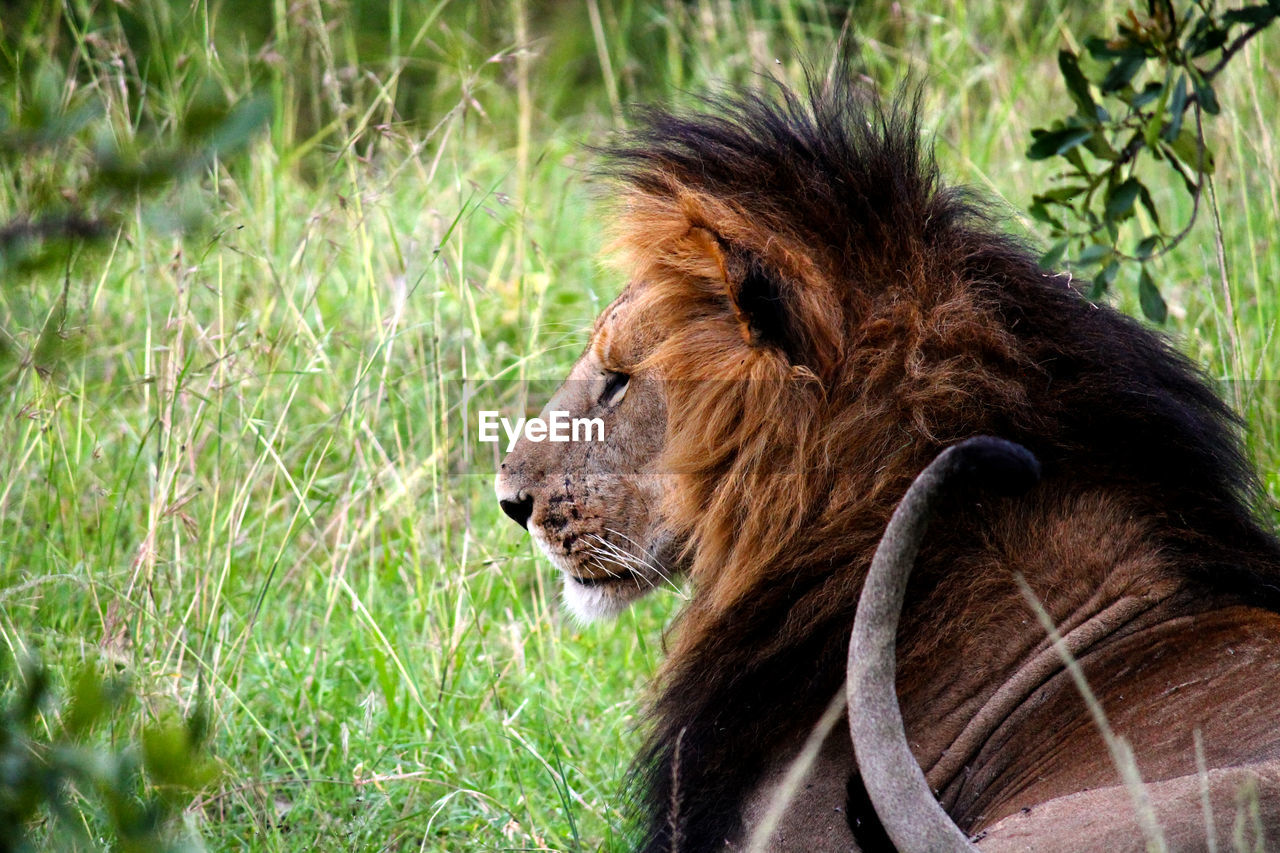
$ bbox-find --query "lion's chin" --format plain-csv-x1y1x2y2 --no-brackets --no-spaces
529,528,659,623
561,574,643,623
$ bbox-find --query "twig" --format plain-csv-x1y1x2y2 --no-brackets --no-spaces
0,215,107,249
1206,20,1275,80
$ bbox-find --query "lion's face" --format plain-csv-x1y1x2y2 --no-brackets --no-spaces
495,289,684,622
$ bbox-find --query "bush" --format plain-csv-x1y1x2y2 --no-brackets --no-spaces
0,655,215,852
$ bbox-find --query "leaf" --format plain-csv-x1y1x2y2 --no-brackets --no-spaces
1162,148,1202,195
1091,259,1120,296
1163,74,1188,141
1143,88,1168,151
1083,129,1118,161
32,277,69,375
1058,49,1097,116
1186,15,1229,56
1191,70,1220,115
64,668,107,740
1028,200,1064,229
31,61,63,123
1130,80,1165,109
1040,184,1088,202
1222,5,1278,27
1040,239,1069,269
204,94,272,156
1135,234,1163,258
181,79,234,141
1084,35,1146,59
1063,145,1089,174
1137,182,1161,227
1105,177,1142,221
1077,243,1113,267
1150,0,1178,35
1167,127,1215,174
1138,266,1168,322
1101,54,1146,93
143,722,195,787
1028,126,1094,160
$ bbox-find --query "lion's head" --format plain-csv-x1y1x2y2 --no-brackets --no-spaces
495,85,1022,629
494,288,679,622
494,195,870,624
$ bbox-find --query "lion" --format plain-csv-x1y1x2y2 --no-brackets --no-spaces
494,71,1280,852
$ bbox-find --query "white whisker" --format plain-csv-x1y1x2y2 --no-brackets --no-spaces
596,529,687,599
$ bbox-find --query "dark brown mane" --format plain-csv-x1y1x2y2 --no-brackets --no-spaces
600,72,1280,852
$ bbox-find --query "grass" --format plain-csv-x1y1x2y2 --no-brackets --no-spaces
0,1,1277,850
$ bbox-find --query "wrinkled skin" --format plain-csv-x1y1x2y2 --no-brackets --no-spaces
495,292,680,622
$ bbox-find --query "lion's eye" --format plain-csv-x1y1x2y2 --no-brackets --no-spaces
601,370,630,406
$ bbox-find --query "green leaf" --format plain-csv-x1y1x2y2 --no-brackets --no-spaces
1138,266,1168,322
1105,178,1142,221
1063,146,1089,174
1144,99,1166,151
1101,54,1146,93
1167,127,1214,174
1164,74,1188,140
1186,16,1229,56
1135,234,1163,258
31,61,64,122
1040,184,1088,202
1085,35,1146,59
1091,259,1120,296
1162,148,1202,195
1028,126,1094,160
181,79,234,141
1137,182,1161,227
1130,80,1165,109
204,95,272,156
1077,243,1113,267
1083,129,1118,161
32,278,69,375
1040,239,1069,269
64,668,108,740
1190,69,1220,115
1058,49,1096,116
1028,200,1064,229
1222,5,1278,27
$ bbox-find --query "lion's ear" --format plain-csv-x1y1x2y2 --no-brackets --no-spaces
688,227,808,365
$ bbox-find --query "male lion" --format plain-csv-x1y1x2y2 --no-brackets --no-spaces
495,72,1280,851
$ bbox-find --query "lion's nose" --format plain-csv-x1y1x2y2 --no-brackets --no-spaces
499,491,534,530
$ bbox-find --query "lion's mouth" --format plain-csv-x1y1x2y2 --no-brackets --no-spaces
568,572,633,587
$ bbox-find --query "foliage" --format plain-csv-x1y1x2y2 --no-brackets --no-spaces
0,655,214,852
1028,0,1280,321
0,69,268,265
0,0,269,375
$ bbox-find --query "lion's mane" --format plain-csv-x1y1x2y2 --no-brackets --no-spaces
601,76,1280,852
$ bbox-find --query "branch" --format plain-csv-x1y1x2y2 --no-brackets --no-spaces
0,215,108,251
1207,18,1274,80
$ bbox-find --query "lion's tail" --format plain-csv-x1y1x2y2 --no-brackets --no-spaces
847,436,1041,853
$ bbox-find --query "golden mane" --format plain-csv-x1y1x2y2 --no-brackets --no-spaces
599,78,1280,852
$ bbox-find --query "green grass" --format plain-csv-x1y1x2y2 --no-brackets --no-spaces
0,1,1277,850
